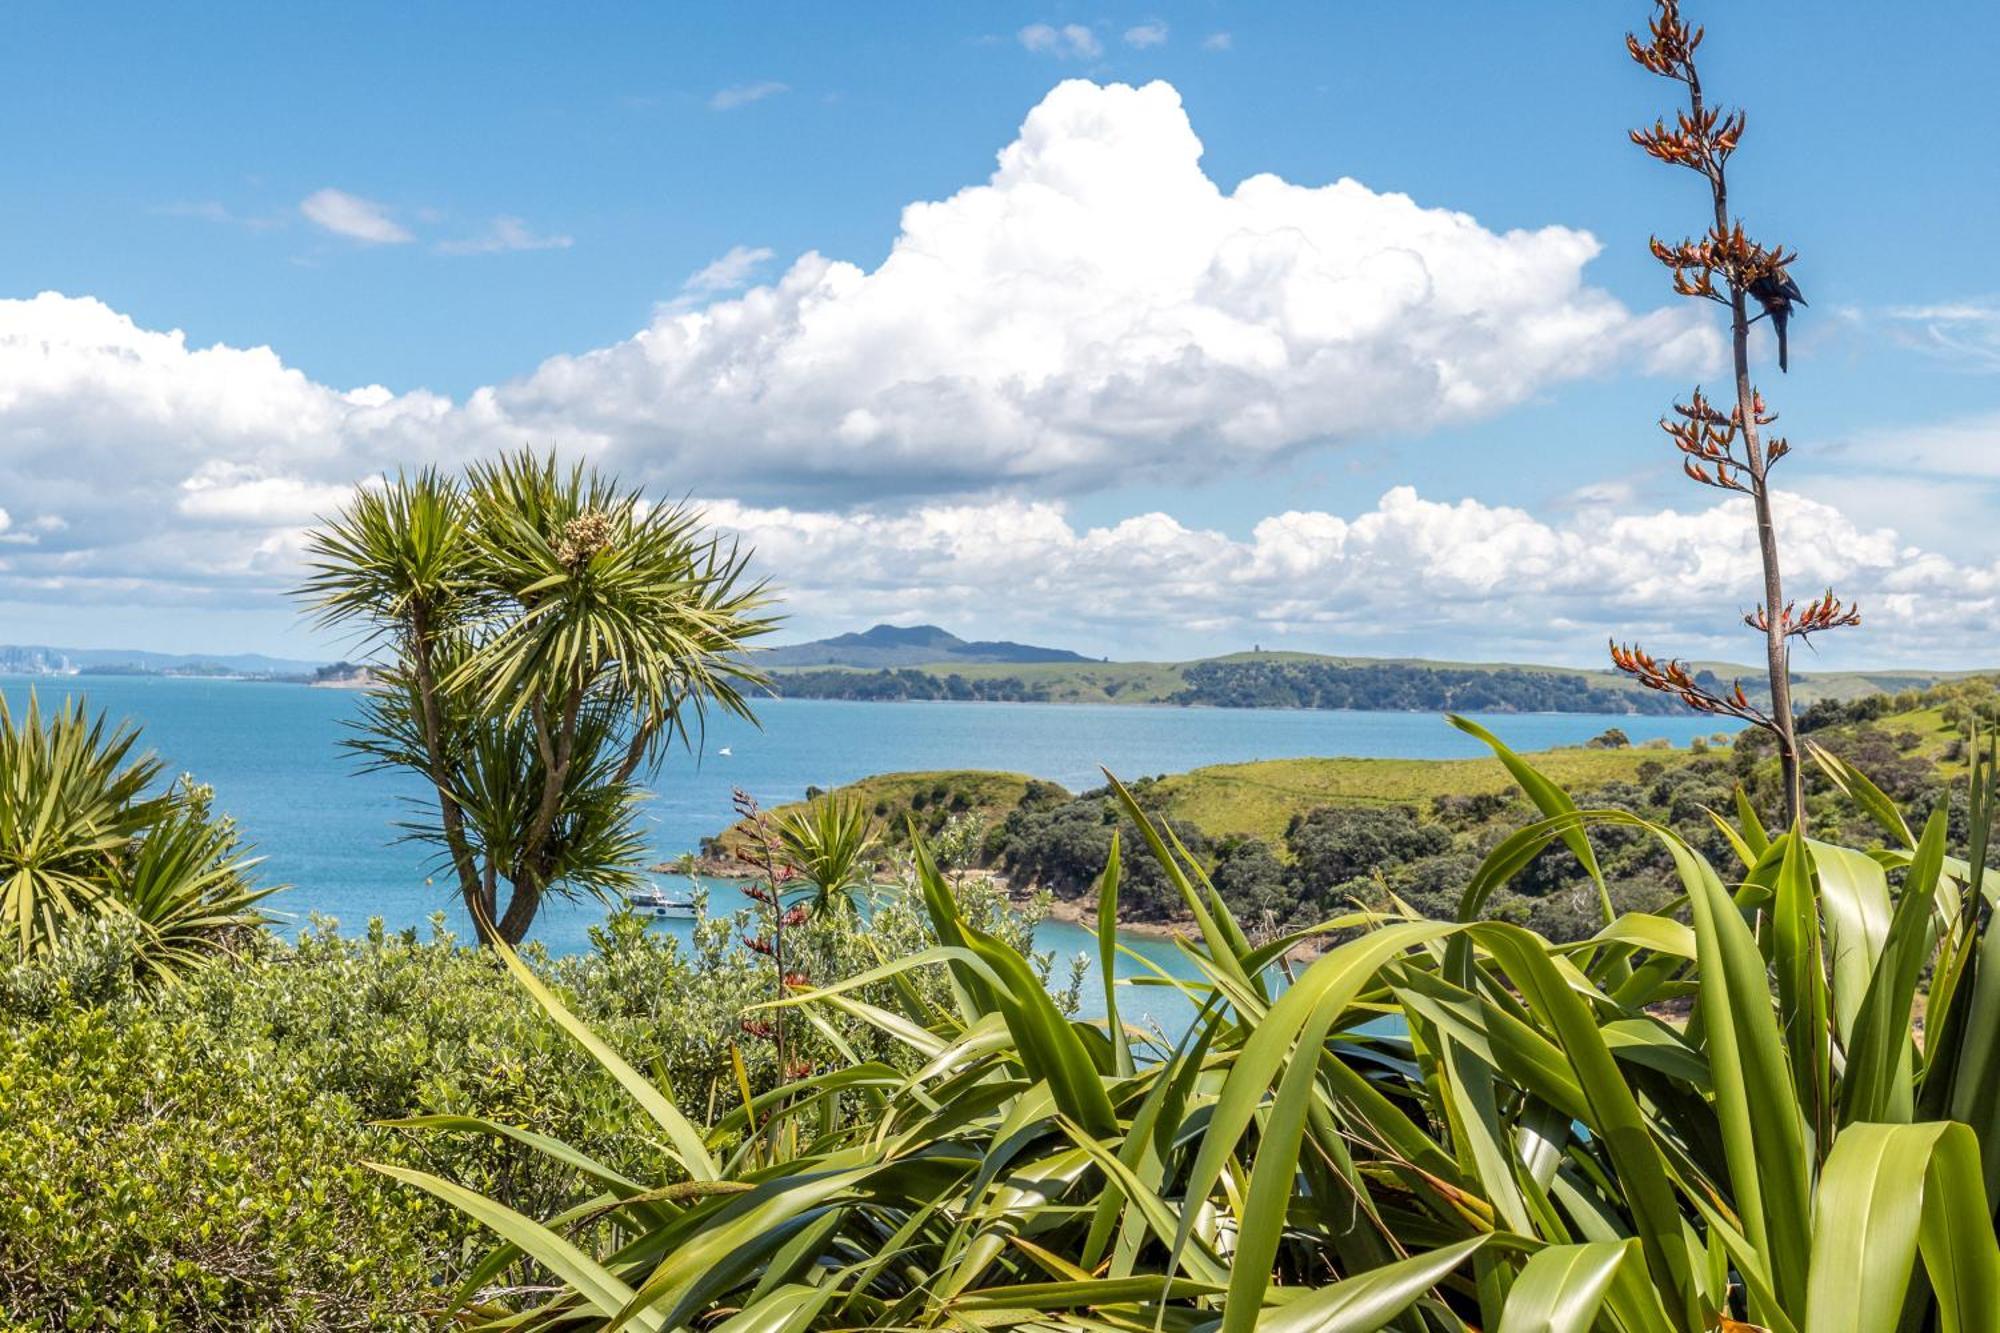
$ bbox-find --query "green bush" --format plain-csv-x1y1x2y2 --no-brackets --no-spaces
377,731,2000,1333
0,998,442,1331
0,865,1053,1331
0,917,737,1329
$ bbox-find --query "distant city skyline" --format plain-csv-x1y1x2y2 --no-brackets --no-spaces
4,3,1997,666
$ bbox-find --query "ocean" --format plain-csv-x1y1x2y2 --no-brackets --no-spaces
1,675,1732,1029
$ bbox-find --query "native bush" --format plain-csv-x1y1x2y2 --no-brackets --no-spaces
378,718,2000,1331
0,855,1061,1332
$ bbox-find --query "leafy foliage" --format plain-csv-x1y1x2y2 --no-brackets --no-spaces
0,865,1050,1332
773,795,879,916
1172,657,1684,712
0,691,269,982
385,722,2000,1331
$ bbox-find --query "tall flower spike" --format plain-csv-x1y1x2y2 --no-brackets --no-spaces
1620,0,1825,828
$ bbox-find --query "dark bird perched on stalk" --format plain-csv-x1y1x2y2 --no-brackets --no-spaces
1748,268,1806,371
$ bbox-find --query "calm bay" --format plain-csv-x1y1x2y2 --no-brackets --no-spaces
2,675,1731,1030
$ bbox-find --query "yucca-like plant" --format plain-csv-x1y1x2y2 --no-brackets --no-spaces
299,450,778,945
775,795,881,917
0,693,270,982
380,718,2000,1331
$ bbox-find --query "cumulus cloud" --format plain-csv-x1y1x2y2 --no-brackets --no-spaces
0,284,1984,659
176,462,362,526
299,188,412,244
710,80,789,111
1,83,1713,513
703,487,1989,665
1123,22,1169,48
1020,23,1102,59
436,216,574,255
0,80,1755,644
492,80,1715,498
1202,32,1233,52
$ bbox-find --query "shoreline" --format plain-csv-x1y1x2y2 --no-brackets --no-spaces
1037,892,1193,940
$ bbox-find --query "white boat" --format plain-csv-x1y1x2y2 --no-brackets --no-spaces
625,887,697,919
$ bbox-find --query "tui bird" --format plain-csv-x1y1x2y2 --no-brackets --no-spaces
1747,270,1807,372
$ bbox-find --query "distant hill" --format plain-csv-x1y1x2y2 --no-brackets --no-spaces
762,623,1092,669
0,644,327,679
766,646,1995,716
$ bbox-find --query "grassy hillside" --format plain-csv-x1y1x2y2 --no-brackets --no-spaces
701,769,1047,861
1151,747,1690,846
771,651,1657,705
706,743,1692,856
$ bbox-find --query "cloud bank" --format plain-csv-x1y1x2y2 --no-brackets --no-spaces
695,487,1991,664
17,78,1939,662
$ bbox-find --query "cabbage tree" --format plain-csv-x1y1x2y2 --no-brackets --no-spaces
300,450,775,945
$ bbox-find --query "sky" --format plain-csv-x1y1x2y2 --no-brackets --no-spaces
2,1,1998,667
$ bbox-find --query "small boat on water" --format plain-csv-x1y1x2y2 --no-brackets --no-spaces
625,886,697,919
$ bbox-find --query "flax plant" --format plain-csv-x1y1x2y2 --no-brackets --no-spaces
1609,0,1854,830
376,718,2000,1330
0,692,269,981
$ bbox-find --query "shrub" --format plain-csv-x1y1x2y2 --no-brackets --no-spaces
1283,803,1451,908
0,694,271,984
0,997,443,1331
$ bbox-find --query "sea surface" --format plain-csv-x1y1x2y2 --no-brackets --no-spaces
1,676,1733,1030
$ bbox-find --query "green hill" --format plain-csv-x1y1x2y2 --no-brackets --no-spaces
766,649,1986,715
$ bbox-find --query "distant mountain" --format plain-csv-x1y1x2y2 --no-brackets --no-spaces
762,624,1093,669
0,644,327,678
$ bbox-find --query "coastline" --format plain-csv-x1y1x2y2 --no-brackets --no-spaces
1038,892,1193,940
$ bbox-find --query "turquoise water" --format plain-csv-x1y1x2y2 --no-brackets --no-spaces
1,676,1732,1030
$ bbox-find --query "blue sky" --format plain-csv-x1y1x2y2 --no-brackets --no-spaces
2,2,1997,665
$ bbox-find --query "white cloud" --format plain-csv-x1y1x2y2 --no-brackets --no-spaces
299,188,412,244
489,80,1715,499
675,244,775,299
1882,300,2000,371
157,200,286,231
4,83,1713,510
0,291,1986,660
710,81,789,111
704,487,1989,665
1020,23,1102,59
0,80,1751,640
1825,410,2000,480
1123,22,1169,48
176,461,361,526
435,215,574,255
1202,32,1233,52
